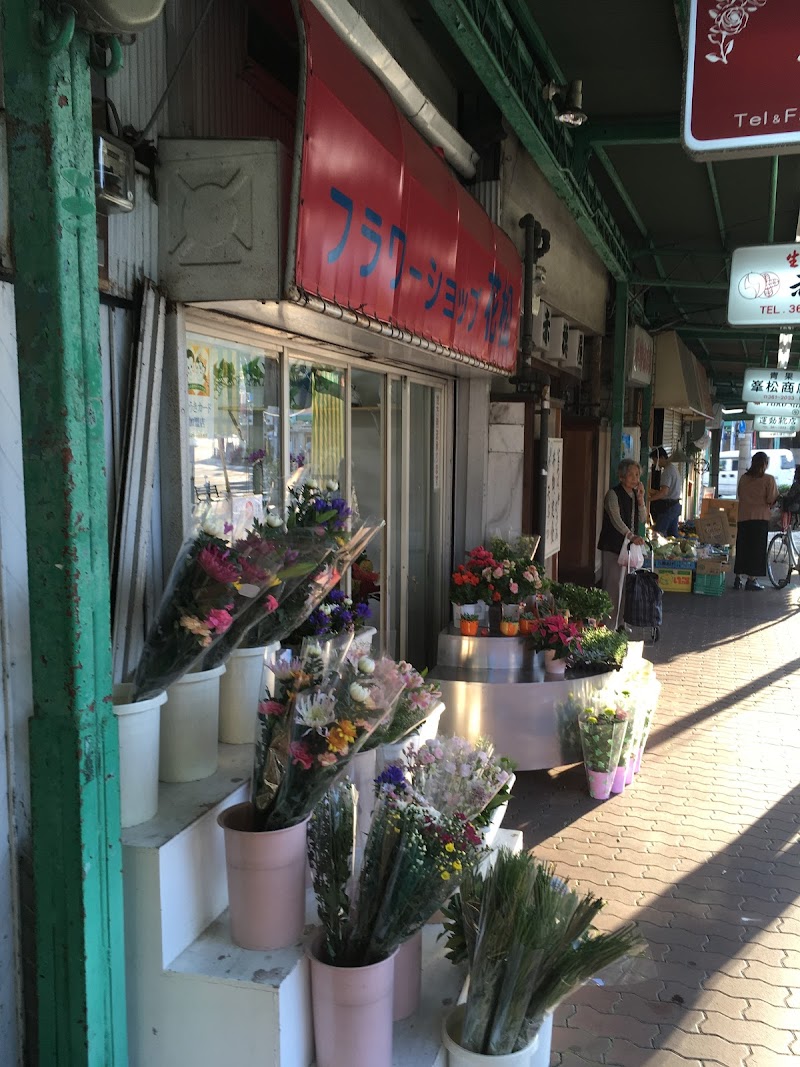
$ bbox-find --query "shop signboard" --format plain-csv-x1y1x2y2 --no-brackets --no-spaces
684,0,800,158
741,366,800,402
746,401,800,416
626,325,654,385
294,1,521,373
728,244,800,326
752,415,800,433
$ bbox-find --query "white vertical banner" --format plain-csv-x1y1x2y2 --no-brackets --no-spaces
545,438,563,559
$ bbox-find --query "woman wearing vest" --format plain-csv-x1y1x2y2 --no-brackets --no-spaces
598,459,647,629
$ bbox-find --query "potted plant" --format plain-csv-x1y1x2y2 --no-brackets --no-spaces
440,849,644,1066
450,564,483,623
307,787,484,1067
578,705,629,799
460,612,479,637
569,627,628,677
519,610,538,636
528,614,582,676
552,582,613,625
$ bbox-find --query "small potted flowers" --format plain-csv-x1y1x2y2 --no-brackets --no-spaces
460,612,479,637
450,564,483,624
578,705,629,799
528,614,582,676
519,610,537,635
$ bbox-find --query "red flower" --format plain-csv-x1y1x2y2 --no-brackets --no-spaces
264,594,278,613
289,741,314,769
206,608,234,634
258,699,284,717
197,546,239,584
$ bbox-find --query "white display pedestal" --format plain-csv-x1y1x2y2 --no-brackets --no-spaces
122,739,523,1067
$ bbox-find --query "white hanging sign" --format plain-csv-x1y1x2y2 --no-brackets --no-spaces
728,244,800,326
752,415,800,433
741,367,799,402
746,401,800,417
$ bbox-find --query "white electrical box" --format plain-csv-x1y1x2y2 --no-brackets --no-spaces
531,303,552,352
159,139,287,303
546,316,569,363
565,329,584,371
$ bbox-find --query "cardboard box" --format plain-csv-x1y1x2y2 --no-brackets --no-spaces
701,498,739,524
656,569,693,593
696,558,730,575
695,512,734,546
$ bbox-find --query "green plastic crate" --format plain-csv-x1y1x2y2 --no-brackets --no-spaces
693,572,726,597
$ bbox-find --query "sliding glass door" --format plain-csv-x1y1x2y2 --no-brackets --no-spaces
185,315,450,670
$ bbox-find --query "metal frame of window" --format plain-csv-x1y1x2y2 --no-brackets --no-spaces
181,308,454,660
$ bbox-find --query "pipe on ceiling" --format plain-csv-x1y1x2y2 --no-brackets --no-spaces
310,0,480,179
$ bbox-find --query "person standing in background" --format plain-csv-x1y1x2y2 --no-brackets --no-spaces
597,459,647,630
734,451,778,591
649,447,683,536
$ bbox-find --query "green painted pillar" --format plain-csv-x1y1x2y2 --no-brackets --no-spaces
610,280,629,484
3,5,127,1064
639,383,653,532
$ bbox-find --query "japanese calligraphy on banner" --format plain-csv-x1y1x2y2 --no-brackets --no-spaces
753,415,800,433
746,402,800,417
728,244,800,326
294,1,521,373
741,367,800,403
684,0,800,158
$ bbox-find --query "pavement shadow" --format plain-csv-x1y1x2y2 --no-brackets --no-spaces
508,774,800,1065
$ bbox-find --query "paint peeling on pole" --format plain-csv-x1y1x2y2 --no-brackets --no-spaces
3,2,127,1063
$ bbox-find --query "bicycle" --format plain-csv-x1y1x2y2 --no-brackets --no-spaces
767,509,800,588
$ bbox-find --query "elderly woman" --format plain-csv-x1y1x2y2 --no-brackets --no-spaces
597,459,647,629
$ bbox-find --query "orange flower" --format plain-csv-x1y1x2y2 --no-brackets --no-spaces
327,720,357,753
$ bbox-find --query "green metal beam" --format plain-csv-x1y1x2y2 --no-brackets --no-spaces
706,163,728,254
580,115,681,146
3,5,127,1064
632,246,729,259
677,326,777,340
426,0,631,279
610,281,628,484
632,277,728,291
500,0,564,83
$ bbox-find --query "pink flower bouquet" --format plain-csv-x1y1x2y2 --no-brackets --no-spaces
527,614,583,661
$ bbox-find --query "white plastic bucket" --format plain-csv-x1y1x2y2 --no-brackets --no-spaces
113,683,167,828
218,646,266,744
160,665,226,782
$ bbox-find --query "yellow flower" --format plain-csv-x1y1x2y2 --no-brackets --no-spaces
327,720,357,753
445,842,455,853
440,870,451,881
452,860,462,872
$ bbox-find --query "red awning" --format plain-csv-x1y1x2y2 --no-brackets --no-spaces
292,0,521,373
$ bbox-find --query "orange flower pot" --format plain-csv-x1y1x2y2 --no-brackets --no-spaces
499,620,519,636
519,618,535,635
460,619,479,636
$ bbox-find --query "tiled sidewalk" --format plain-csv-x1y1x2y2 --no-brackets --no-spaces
507,582,800,1066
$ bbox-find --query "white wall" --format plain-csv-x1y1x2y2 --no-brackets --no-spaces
486,402,524,540
502,133,610,335
0,281,32,1065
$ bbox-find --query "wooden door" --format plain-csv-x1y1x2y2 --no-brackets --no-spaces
559,416,600,584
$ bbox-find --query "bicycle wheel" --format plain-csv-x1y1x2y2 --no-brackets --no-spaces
767,533,793,588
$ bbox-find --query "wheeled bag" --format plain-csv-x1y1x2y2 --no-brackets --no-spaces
623,568,662,641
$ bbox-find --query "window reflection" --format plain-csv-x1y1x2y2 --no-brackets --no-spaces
289,360,345,486
187,334,281,522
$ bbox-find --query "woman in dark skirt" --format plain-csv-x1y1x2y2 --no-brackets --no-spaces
734,451,778,590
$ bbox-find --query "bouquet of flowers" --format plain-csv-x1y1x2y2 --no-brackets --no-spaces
309,790,485,967
199,525,333,670
239,479,383,650
527,614,582,660
251,636,406,830
376,735,512,822
358,661,442,752
578,704,628,799
440,849,644,1055
290,587,372,642
130,521,315,700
